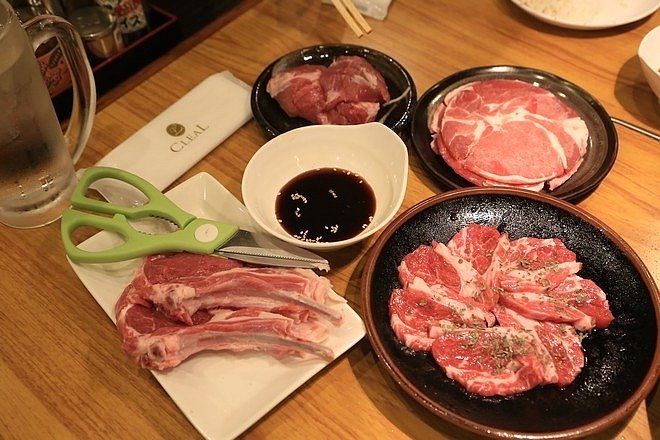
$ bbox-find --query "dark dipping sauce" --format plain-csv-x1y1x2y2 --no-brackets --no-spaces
276,167,376,243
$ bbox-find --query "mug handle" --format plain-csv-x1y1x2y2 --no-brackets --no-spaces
23,15,96,164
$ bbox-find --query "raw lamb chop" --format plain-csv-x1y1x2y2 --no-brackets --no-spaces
115,253,343,370
133,254,342,326
428,79,589,191
267,55,390,125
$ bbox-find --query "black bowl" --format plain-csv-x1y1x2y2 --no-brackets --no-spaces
361,188,660,439
410,66,618,202
251,44,417,139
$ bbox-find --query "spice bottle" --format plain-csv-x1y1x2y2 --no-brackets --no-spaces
94,0,150,45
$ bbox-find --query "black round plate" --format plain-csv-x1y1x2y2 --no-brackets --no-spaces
251,44,417,139
361,188,659,439
410,66,618,203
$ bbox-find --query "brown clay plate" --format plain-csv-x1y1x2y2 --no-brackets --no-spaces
410,66,618,203
251,44,417,139
361,188,660,439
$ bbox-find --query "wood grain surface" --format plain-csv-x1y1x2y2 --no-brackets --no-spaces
1,1,658,439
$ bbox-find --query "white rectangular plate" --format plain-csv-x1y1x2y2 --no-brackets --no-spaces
67,172,366,440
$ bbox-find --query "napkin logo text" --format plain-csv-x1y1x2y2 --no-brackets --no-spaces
166,123,210,152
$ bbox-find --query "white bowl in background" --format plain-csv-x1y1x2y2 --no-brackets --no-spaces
639,25,660,101
242,123,409,251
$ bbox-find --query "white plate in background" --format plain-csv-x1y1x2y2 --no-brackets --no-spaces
511,0,660,30
67,172,366,440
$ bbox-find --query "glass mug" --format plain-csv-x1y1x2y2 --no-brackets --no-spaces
0,0,95,228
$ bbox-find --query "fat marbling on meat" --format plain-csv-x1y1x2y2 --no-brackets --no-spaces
267,55,391,125
115,253,344,370
388,224,613,396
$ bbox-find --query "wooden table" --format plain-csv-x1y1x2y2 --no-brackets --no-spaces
1,1,658,438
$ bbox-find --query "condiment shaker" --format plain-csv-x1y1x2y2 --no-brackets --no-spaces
68,5,123,58
94,0,150,45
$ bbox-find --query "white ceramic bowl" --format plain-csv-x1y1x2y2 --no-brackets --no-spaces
639,25,660,101
242,123,409,251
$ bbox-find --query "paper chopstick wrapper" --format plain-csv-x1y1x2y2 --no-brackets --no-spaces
95,71,252,196
322,0,391,20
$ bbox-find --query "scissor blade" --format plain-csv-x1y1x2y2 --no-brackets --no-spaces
214,229,330,271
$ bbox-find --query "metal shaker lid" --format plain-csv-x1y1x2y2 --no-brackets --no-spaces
68,5,115,40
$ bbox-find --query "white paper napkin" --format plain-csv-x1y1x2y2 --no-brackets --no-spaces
96,71,252,193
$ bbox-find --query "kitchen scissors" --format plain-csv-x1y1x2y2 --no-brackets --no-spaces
61,167,329,270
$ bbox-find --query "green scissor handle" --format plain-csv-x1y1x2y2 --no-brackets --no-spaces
71,166,195,226
61,167,239,264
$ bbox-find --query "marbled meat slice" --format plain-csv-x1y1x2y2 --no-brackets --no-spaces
428,79,588,191
266,64,326,123
398,241,498,318
494,236,582,293
498,289,596,331
548,274,614,328
389,312,435,352
447,223,501,275
494,306,584,387
398,244,461,290
490,236,593,330
432,241,500,309
431,325,557,396
430,108,545,192
319,56,390,109
389,277,495,333
267,55,390,125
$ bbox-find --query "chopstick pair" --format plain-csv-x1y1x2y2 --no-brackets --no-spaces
331,0,372,37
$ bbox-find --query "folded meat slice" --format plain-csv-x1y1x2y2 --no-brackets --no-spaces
398,240,498,312
431,325,556,396
398,244,461,290
267,55,390,125
389,277,496,331
494,236,582,293
496,278,614,332
389,312,435,352
320,56,390,108
498,289,595,331
548,275,614,328
266,64,326,123
432,241,500,309
447,223,501,275
494,306,584,387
